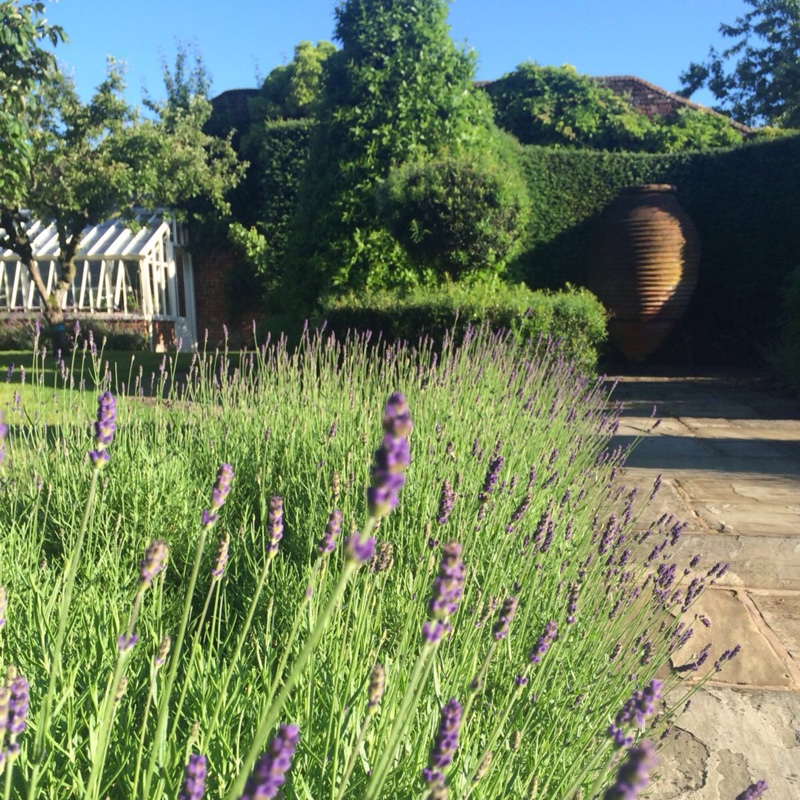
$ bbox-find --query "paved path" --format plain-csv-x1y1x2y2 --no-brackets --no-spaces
606,370,800,800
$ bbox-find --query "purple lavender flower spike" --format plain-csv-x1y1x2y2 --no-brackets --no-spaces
118,633,139,651
492,596,518,641
422,699,462,786
603,740,658,799
318,509,342,554
154,635,171,667
566,582,579,624
478,448,504,505
211,530,230,579
367,663,385,715
344,532,376,563
423,542,465,644
7,673,29,736
89,392,116,468
735,780,769,800
266,496,284,559
437,479,456,525
529,621,557,664
714,644,742,673
0,413,8,465
178,753,207,800
139,540,168,588
0,586,6,630
367,392,413,519
240,724,300,799
201,463,234,527
608,679,662,747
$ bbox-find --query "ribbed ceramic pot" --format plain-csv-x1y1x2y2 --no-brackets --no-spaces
588,184,700,362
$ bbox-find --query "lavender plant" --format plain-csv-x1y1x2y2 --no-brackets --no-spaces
0,324,754,798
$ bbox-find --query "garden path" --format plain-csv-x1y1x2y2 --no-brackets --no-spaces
606,369,800,800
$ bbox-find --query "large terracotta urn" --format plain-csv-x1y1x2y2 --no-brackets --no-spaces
588,184,700,362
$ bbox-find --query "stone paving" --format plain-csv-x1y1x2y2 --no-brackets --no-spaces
605,370,800,800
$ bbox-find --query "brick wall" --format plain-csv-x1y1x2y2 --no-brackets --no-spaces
191,247,265,349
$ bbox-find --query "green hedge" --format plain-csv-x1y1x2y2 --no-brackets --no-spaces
239,118,314,282
320,281,607,373
515,134,800,361
768,265,800,392
211,95,800,363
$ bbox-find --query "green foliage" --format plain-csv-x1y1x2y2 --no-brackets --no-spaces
646,107,743,152
679,0,800,127
485,62,744,153
255,40,337,120
512,132,800,361
231,119,313,296
378,147,531,280
0,47,244,334
0,330,710,798
320,280,608,373
0,0,65,206
284,0,496,308
486,63,653,151
768,265,800,390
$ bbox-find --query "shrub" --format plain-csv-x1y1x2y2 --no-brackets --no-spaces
484,62,744,153
283,0,496,307
512,133,800,362
0,316,38,349
379,148,531,281
320,280,607,373
485,63,655,151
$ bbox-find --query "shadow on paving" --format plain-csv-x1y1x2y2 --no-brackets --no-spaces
609,433,800,475
604,374,800,422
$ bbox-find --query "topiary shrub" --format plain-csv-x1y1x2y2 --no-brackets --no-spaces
378,148,531,281
320,279,607,373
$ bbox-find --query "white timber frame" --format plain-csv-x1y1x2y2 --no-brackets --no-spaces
0,213,197,352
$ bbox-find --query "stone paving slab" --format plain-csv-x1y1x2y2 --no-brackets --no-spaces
670,589,796,688
671,533,800,591
676,476,800,504
605,371,800,800
693,502,800,536
750,593,800,665
651,687,800,800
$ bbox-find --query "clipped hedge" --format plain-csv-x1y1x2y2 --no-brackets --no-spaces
514,133,800,360
768,265,800,392
208,96,800,363
238,118,314,282
320,281,607,373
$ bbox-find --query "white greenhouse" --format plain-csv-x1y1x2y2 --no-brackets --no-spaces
0,213,197,351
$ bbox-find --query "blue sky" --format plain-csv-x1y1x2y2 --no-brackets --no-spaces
45,0,749,109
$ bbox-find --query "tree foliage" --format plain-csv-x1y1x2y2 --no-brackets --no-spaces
0,34,244,346
486,62,743,152
0,1,64,205
284,0,497,306
255,40,337,120
679,0,800,127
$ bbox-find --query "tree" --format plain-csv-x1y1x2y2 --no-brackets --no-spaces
0,1,64,205
255,40,337,120
679,0,800,127
284,0,496,306
0,28,244,352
